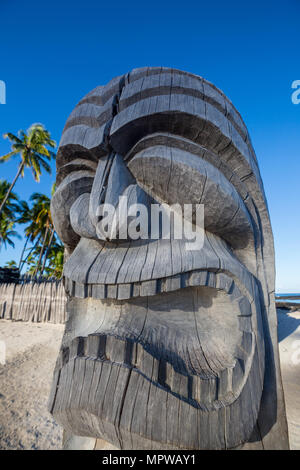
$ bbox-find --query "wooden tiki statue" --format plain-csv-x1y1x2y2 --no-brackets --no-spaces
49,67,289,450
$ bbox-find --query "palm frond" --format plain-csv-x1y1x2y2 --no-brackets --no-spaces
3,132,22,143
0,151,18,162
30,156,41,182
36,156,51,174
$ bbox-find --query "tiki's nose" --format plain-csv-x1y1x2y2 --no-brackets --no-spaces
69,153,150,242
89,153,134,229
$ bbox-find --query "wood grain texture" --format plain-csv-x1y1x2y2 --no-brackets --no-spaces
49,67,289,450
0,279,66,323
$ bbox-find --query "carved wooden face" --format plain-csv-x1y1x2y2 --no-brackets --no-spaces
49,68,285,449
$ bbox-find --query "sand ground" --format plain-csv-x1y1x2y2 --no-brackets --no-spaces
0,321,64,449
277,308,300,450
0,309,299,450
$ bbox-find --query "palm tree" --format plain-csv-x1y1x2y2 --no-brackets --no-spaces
40,226,55,275
0,180,20,221
15,185,60,277
25,251,40,276
0,124,56,217
45,241,64,278
0,180,21,253
18,193,49,273
17,200,33,269
4,260,17,268
40,183,57,275
0,217,21,251
20,192,54,276
28,193,52,276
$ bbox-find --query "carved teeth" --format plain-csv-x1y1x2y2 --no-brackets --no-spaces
191,376,202,402
235,329,253,358
162,275,181,293
216,273,234,293
105,335,127,363
64,270,246,301
237,296,252,317
124,339,137,365
117,283,133,300
62,321,252,410
87,334,106,359
232,358,245,390
235,345,249,361
168,368,189,397
206,272,217,289
140,280,157,297
62,347,69,366
136,343,159,378
163,361,175,390
132,283,140,297
198,378,218,405
238,315,252,332
217,368,232,399
91,284,106,299
69,336,85,359
241,331,253,354
188,271,208,287
75,282,86,298
229,284,243,301
86,334,99,357
107,285,118,299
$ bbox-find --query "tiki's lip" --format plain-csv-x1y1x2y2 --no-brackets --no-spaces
64,267,252,301
63,230,255,301
59,273,256,410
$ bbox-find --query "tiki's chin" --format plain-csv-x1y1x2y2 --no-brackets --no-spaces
49,279,265,449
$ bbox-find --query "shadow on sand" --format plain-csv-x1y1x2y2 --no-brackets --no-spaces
277,309,300,342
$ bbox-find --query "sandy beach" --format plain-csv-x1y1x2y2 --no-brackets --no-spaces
277,308,300,450
0,321,64,449
0,309,299,450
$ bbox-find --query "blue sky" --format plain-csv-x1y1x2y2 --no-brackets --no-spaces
0,0,299,291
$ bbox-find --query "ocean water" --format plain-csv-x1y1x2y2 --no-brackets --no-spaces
275,293,300,304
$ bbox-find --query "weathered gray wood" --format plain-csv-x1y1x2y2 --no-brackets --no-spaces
128,144,254,249
0,279,66,323
49,67,289,450
51,171,95,251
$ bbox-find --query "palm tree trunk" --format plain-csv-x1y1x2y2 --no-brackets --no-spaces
40,226,55,275
18,236,29,270
34,226,49,276
0,163,24,217
20,236,41,271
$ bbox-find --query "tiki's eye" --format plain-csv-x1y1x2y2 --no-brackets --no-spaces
127,142,254,250
51,163,96,251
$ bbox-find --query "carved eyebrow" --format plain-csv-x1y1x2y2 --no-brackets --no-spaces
63,98,116,132
56,68,259,178
55,68,264,226
56,158,98,186
56,74,125,161
119,73,250,146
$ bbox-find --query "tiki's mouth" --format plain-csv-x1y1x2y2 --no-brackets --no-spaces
61,140,258,410
57,274,256,410
61,132,257,308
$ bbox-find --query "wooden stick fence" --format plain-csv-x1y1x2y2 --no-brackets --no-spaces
0,279,67,324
